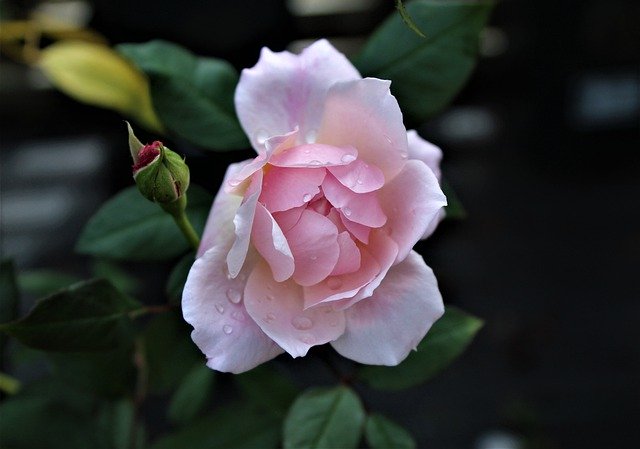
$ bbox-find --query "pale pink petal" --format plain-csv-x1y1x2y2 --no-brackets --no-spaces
227,171,263,278
330,232,361,276
378,160,447,262
251,203,294,282
259,166,325,213
303,247,380,309
316,78,408,181
421,209,446,240
235,40,360,151
322,174,387,228
183,244,283,374
331,251,444,365
272,205,305,233
339,212,371,244
269,144,357,168
327,160,385,193
244,261,346,358
198,161,245,258
407,130,442,181
285,209,340,286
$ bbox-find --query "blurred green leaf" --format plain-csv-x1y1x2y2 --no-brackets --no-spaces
76,185,212,261
17,270,81,297
0,371,21,395
98,399,146,449
166,252,195,304
360,306,483,390
283,385,365,449
355,0,495,124
365,414,416,449
235,364,299,418
38,40,162,132
442,179,467,220
92,259,141,295
0,259,20,349
0,279,142,352
395,0,426,38
152,403,280,449
168,363,215,425
118,40,249,151
143,311,202,394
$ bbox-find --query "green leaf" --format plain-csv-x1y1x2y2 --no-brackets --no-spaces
442,179,467,220
396,0,426,38
17,270,81,297
143,311,202,394
0,279,142,352
118,40,249,151
235,364,299,418
166,252,195,304
360,306,483,390
365,414,416,449
355,0,495,123
168,363,215,425
0,259,20,348
283,385,365,449
92,259,141,295
98,399,146,449
0,371,21,395
76,185,212,261
152,403,280,449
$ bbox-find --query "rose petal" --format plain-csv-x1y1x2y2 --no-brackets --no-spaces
331,251,444,365
330,232,361,276
378,160,447,263
259,166,326,213
407,130,442,181
272,205,306,233
252,203,294,282
322,174,387,228
339,212,371,244
235,40,360,151
244,260,346,358
183,246,283,374
327,159,385,193
227,171,263,278
269,144,358,168
285,209,340,286
317,78,408,181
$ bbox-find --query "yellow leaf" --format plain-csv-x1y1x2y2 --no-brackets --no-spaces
38,40,163,132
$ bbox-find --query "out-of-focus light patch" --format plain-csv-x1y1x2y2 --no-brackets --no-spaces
568,71,639,130
32,1,93,27
435,106,499,144
475,430,524,449
287,0,379,16
480,27,509,57
7,137,107,179
2,187,76,231
288,38,366,58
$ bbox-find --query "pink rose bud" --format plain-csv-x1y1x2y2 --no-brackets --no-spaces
127,123,190,205
182,41,447,373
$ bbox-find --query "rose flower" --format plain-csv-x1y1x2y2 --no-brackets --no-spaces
183,40,447,373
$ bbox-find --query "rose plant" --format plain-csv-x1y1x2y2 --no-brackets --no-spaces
184,40,448,373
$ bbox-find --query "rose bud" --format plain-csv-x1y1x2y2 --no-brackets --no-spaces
127,122,190,205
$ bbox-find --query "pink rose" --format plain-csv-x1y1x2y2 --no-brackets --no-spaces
183,40,447,373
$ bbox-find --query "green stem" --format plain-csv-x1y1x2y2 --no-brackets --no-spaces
161,195,200,250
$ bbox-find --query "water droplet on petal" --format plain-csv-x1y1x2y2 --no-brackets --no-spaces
310,255,318,261
308,159,322,166
228,178,241,187
226,288,242,304
300,333,315,345
223,324,233,334
215,303,225,314
400,151,409,159
342,207,352,217
356,178,364,185
327,278,343,290
303,193,312,202
341,153,356,164
292,316,313,330
231,311,245,321
254,129,269,145
263,313,276,323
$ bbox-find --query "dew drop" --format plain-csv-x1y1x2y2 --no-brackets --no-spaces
342,207,352,217
223,324,233,335
226,288,242,304
231,311,245,321
308,160,322,166
340,153,356,164
299,333,315,344
400,151,409,159
356,178,364,185
302,193,312,202
215,303,225,314
291,316,313,330
254,129,269,145
310,255,318,261
228,178,241,187
263,313,276,323
327,278,343,290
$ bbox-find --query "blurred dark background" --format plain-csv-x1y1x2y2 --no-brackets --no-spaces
1,0,639,448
